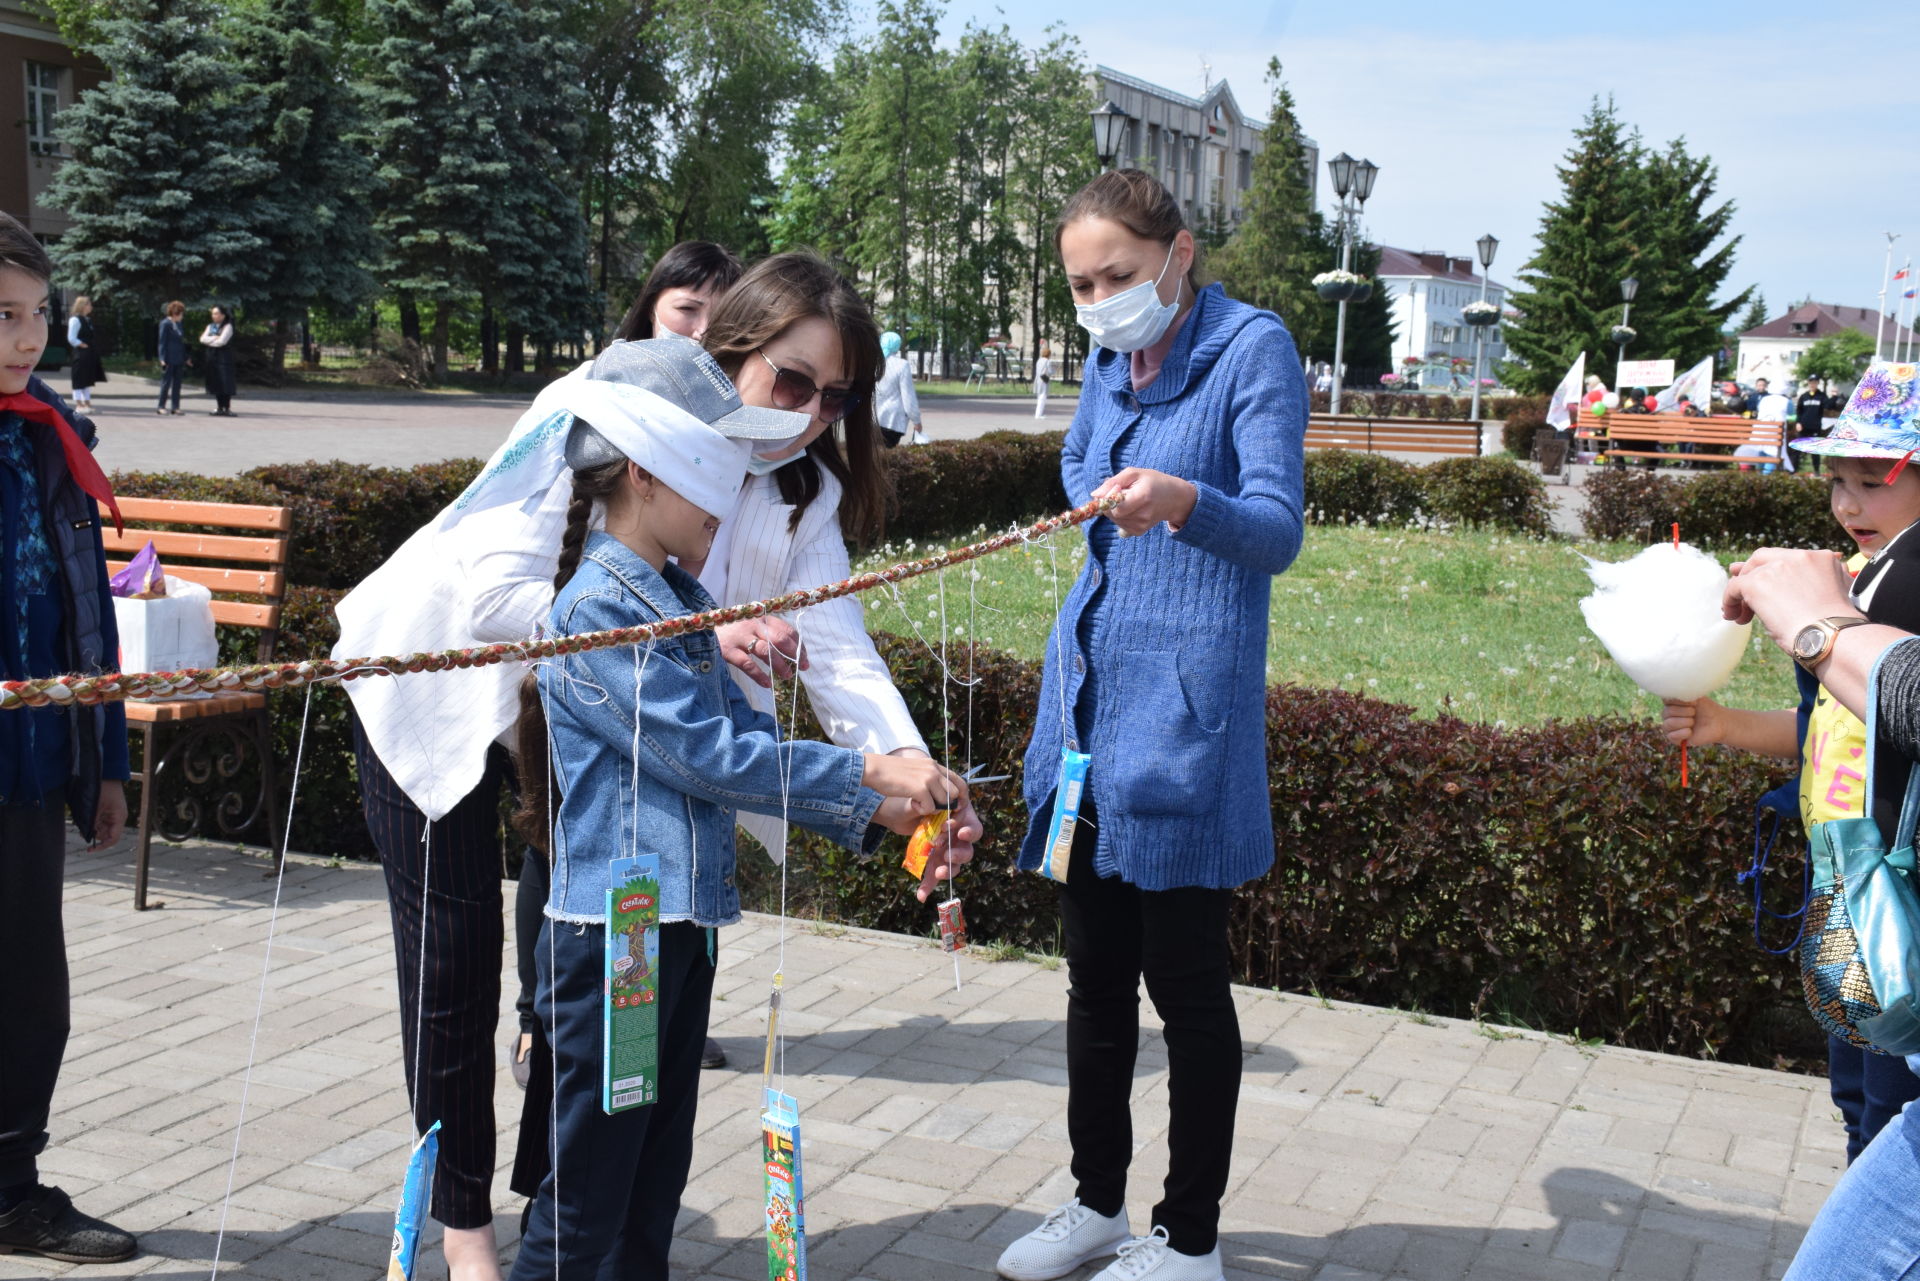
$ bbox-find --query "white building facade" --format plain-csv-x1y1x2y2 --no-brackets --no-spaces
1736,302,1900,393
1093,66,1294,232
1375,247,1507,389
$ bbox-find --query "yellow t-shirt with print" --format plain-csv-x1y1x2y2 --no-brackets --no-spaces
1799,553,1872,828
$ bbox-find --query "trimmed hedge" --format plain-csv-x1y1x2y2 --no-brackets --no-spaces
1302,452,1550,535
1581,468,1842,552
744,637,1815,1069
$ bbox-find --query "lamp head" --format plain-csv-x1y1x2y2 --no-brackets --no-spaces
1327,152,1356,199
1621,276,1640,303
1477,233,1499,268
1353,158,1379,204
1090,100,1126,166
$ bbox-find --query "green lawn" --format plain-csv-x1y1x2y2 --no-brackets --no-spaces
916,378,1078,398
854,524,1799,728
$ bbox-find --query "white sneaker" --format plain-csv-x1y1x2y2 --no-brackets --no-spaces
1090,1227,1224,1281
996,1198,1130,1281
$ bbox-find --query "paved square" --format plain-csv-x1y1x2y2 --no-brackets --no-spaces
4,838,1839,1280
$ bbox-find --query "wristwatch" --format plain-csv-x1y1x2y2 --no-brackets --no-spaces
1791,615,1871,668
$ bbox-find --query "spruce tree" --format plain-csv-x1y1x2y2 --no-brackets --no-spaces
229,0,378,367
1628,138,1749,376
1211,60,1325,353
1739,292,1769,332
1499,99,1643,393
47,0,275,306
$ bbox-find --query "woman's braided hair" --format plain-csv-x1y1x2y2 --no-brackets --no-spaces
513,451,630,852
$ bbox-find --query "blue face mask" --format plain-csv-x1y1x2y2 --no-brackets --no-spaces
743,449,790,477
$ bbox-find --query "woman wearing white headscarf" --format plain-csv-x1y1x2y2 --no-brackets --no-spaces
872,330,923,446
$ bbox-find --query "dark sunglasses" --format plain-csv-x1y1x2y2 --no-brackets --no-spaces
758,350,860,424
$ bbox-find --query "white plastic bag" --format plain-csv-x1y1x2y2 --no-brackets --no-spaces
113,574,218,676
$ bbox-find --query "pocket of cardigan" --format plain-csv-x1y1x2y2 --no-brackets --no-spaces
1107,649,1225,816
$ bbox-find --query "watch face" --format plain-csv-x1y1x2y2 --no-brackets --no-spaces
1793,625,1826,660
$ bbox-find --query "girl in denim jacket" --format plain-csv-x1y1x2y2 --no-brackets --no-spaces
504,374,976,1281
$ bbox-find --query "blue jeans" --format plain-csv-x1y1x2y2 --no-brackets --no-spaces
1786,1056,1920,1279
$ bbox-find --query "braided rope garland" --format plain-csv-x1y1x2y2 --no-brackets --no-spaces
0,496,1116,712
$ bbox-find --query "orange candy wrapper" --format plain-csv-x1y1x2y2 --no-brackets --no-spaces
900,809,951,879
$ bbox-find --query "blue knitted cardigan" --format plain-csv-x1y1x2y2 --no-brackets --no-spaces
1017,283,1307,890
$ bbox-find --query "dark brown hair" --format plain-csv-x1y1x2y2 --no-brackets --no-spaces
165,300,186,319
511,455,627,853
0,212,51,284
612,241,744,343
1054,168,1203,291
700,251,888,544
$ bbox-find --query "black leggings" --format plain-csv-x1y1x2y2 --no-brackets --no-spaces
0,791,69,1192
1060,803,1241,1256
350,716,514,1229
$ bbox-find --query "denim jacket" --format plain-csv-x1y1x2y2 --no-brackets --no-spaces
541,532,884,925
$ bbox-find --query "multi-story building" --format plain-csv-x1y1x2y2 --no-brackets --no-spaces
1375,246,1507,388
1093,65,1297,231
0,0,103,243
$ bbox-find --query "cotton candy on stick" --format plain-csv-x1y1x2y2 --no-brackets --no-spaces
1578,541,1751,787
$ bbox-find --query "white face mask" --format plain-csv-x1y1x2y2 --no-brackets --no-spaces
1075,241,1183,354
742,449,788,477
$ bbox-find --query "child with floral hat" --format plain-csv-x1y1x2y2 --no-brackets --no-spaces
1664,360,1920,1162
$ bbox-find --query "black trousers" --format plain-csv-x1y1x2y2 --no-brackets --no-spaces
507,920,715,1281
0,791,69,1191
509,853,554,1200
1830,1034,1920,1163
1060,803,1241,1256
351,716,514,1230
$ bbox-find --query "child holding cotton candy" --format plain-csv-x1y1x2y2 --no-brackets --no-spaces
1662,360,1920,1163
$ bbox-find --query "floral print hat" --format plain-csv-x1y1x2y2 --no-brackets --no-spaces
1791,360,1920,481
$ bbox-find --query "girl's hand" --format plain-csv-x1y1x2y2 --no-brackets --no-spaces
89,781,127,850
1092,468,1198,536
1662,697,1723,746
862,753,968,818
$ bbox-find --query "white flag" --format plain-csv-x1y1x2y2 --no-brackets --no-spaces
1654,355,1713,414
1545,352,1586,429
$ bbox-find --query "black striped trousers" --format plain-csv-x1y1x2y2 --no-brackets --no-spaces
350,715,514,1230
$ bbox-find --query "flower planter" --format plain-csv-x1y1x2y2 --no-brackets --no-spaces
1316,280,1372,303
1610,326,1637,345
1462,310,1500,328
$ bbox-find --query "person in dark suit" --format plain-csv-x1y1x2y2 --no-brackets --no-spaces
155,301,186,415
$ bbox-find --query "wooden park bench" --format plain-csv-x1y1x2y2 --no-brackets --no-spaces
100,495,293,910
1304,413,1484,457
1577,410,1787,466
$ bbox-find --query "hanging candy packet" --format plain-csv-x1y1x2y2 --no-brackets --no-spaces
386,1121,441,1280
604,853,661,1114
937,899,968,952
762,1088,808,1281
1036,749,1089,883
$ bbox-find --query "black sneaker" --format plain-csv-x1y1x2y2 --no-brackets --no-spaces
0,1185,136,1263
701,1036,727,1069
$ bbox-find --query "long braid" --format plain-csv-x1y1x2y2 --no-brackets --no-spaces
513,460,625,850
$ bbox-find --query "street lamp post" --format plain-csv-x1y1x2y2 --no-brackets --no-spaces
1090,100,1126,172
1616,275,1639,375
1469,232,1498,422
1326,152,1379,416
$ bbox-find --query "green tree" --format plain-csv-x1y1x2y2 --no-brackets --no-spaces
228,0,378,367
1738,291,1769,332
1796,330,1876,386
1500,98,1643,393
1210,60,1325,353
1008,29,1095,373
47,0,276,307
363,0,591,376
1627,137,1749,375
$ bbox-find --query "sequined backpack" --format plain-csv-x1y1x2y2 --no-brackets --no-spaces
1800,659,1920,1056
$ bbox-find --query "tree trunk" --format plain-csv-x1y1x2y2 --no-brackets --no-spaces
481,302,498,375
430,301,450,381
271,318,290,371
507,324,526,374
400,297,422,346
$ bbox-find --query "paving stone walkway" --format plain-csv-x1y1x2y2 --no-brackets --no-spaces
7,838,1839,1281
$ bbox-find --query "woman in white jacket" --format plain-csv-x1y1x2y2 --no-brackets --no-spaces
873,329,924,445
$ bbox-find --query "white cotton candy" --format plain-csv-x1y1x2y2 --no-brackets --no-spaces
1578,543,1751,701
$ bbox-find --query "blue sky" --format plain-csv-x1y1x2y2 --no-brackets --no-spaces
846,0,1920,328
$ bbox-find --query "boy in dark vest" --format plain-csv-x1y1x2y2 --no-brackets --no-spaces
0,211,135,1264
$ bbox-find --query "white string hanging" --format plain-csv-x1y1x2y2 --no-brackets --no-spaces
207,684,315,1279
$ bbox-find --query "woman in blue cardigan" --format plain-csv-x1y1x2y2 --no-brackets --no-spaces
998,170,1306,1281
